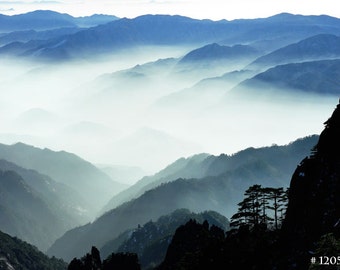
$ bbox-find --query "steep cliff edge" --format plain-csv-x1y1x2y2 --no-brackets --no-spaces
282,99,340,269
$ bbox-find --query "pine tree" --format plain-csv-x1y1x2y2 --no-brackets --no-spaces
103,253,141,270
68,247,140,270
244,184,262,226
231,185,268,228
266,187,282,229
231,185,289,230
260,187,274,226
278,188,289,226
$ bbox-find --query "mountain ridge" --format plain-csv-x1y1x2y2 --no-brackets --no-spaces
48,135,318,261
248,34,340,70
0,169,70,251
0,10,118,32
102,136,318,213
233,59,340,96
102,208,229,269
2,12,340,60
0,228,67,269
0,142,127,216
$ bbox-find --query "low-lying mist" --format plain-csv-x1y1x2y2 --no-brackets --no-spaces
1,46,337,173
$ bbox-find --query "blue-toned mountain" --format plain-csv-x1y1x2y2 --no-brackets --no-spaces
0,142,127,216
0,10,76,31
0,10,118,32
249,34,340,70
0,169,71,251
179,43,259,64
48,136,318,261
233,59,340,96
2,13,340,60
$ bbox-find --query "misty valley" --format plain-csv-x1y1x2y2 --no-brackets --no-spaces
1,10,340,270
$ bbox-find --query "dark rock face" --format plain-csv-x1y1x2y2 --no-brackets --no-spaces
282,101,340,269
316,101,340,157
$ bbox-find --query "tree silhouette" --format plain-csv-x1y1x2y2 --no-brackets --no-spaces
91,246,101,270
260,187,274,225
231,185,288,229
68,258,83,270
68,247,140,270
103,253,140,270
267,187,288,229
231,185,266,228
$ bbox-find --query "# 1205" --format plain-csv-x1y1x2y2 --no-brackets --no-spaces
313,256,340,265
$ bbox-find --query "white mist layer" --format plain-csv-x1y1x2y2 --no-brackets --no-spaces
0,47,337,173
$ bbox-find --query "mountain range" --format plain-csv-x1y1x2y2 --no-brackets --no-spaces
0,28,82,46
177,43,260,73
0,10,118,32
102,134,317,213
0,143,127,216
156,100,340,270
1,12,340,60
0,169,68,252
248,34,340,70
233,59,340,97
48,135,318,261
0,141,139,252
0,229,67,270
101,135,294,214
107,33,340,114
1,9,339,269
101,208,229,269
0,159,90,251
61,99,340,270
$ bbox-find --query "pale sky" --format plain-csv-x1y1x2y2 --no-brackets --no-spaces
0,0,339,20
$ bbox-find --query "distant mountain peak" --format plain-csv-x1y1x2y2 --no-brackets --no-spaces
179,43,259,63
0,10,118,32
22,9,73,17
134,14,196,21
268,12,295,19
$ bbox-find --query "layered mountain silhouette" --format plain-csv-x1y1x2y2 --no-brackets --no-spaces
48,136,317,261
0,10,118,32
145,34,340,111
0,169,68,252
173,43,261,82
155,100,340,270
0,159,91,251
152,69,256,110
249,34,340,70
100,209,229,269
101,153,209,214
178,43,260,67
234,59,340,96
0,229,67,270
1,13,340,59
102,136,317,213
0,143,126,216
0,28,81,46
0,10,76,31
1,9,340,269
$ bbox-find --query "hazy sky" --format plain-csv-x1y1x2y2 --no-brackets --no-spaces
0,0,338,20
